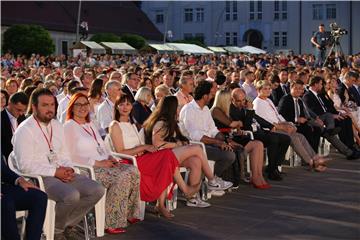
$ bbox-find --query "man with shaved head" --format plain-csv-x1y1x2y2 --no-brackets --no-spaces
230,88,291,181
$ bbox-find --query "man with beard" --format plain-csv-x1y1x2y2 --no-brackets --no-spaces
12,88,105,240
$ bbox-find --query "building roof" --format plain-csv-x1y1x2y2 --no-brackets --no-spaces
1,1,163,41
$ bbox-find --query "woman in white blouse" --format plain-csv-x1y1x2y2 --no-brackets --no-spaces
64,93,141,235
253,80,328,172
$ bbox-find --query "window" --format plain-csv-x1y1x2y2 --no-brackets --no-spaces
195,33,205,43
274,32,279,47
313,4,323,20
274,0,279,11
196,8,204,22
281,1,287,20
257,1,262,19
326,4,336,19
184,8,193,22
184,33,193,40
225,1,238,21
250,1,255,20
225,1,231,21
282,32,287,47
250,1,262,20
155,10,164,24
61,41,68,55
226,32,231,45
233,1,238,20
274,1,286,20
233,32,238,46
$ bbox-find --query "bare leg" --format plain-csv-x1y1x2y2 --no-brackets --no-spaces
180,156,202,186
173,167,200,197
244,141,267,185
172,145,214,180
157,190,174,219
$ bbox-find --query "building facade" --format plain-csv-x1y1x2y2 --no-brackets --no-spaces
1,1,162,55
141,1,360,55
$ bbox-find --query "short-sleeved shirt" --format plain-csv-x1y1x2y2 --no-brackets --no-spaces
313,31,329,49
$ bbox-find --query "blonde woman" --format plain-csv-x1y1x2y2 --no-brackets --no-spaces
210,89,270,188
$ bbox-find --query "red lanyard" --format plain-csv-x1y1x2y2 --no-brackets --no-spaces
76,121,100,146
34,117,53,152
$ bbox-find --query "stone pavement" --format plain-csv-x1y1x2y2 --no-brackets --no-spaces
99,150,360,240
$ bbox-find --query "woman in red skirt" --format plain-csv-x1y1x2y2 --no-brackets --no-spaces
108,94,199,219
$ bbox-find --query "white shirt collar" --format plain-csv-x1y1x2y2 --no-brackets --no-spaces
309,88,319,97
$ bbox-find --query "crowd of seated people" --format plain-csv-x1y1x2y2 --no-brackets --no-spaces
1,51,360,239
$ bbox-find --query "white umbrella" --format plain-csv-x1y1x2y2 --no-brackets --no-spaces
238,45,266,54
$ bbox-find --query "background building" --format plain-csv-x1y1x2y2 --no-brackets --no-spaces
141,1,360,54
1,1,162,55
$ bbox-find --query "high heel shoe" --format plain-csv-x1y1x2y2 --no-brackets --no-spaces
156,206,175,220
251,182,271,189
309,158,327,172
105,227,126,234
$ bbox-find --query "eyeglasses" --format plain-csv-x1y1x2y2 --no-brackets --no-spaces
74,102,90,108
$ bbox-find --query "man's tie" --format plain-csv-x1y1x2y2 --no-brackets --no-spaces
294,99,300,121
317,95,327,112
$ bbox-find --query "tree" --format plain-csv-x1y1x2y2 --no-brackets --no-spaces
2,24,55,56
89,33,122,43
121,34,146,49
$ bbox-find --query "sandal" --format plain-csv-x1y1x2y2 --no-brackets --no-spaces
310,158,327,172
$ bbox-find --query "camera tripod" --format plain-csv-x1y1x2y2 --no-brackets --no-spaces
323,37,346,70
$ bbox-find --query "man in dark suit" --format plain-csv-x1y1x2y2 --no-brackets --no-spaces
271,69,289,106
121,72,140,102
303,76,360,159
1,154,48,240
278,80,322,152
1,92,28,160
230,88,291,181
338,71,360,106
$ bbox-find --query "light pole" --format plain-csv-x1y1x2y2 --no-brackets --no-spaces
75,0,82,43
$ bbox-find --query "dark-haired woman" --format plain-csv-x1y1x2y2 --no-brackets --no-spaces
108,95,199,219
143,96,233,207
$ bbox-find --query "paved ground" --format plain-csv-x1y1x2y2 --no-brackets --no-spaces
99,150,360,240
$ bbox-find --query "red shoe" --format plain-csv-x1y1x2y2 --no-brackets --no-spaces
128,218,141,224
105,228,126,234
252,183,271,189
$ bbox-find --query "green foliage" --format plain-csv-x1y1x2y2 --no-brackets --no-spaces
2,24,55,56
120,34,146,49
89,33,122,43
172,37,206,48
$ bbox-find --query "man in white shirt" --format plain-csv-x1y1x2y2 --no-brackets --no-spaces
96,80,122,135
56,80,80,120
179,80,240,189
12,88,104,239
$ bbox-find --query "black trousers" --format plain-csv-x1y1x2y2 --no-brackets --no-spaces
253,130,291,172
336,117,355,149
1,186,47,240
297,124,322,153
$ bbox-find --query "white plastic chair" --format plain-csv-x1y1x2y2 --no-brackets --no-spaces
72,164,107,237
8,153,56,240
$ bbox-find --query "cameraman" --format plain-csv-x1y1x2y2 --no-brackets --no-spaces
311,23,328,67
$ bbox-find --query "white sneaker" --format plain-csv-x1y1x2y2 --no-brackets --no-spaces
207,176,233,191
186,196,211,208
209,190,225,197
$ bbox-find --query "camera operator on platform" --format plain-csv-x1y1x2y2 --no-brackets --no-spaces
311,23,329,67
